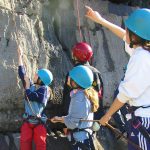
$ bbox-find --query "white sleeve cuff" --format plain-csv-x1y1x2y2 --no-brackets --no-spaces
117,92,131,103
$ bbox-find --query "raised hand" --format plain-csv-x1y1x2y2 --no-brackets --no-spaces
17,46,23,57
24,76,30,89
85,6,104,24
17,46,24,66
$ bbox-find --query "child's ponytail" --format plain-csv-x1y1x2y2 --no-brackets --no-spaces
84,87,99,112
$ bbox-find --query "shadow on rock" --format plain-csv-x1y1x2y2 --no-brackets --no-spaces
47,135,71,150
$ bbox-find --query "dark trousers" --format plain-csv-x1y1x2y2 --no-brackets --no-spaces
71,139,91,150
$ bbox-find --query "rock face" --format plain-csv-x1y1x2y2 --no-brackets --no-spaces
0,0,147,149
0,0,132,131
0,0,72,131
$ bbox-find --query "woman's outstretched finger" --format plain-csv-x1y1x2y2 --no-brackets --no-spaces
85,5,93,11
85,5,93,16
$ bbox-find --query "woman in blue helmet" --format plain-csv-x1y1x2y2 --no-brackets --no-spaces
51,65,99,150
86,7,150,150
17,47,53,150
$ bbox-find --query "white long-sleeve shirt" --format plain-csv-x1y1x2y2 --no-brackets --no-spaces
117,47,150,117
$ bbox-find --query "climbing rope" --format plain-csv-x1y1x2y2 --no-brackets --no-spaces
76,0,92,45
83,0,92,45
82,0,94,65
26,94,37,116
76,0,83,42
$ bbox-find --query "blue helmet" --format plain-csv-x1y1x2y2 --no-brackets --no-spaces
69,65,93,89
124,8,150,40
37,69,53,86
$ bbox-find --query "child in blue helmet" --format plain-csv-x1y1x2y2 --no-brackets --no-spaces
51,65,99,150
86,7,150,150
17,47,53,150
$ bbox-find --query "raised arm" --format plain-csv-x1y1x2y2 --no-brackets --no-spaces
17,46,30,89
17,46,24,66
85,6,125,39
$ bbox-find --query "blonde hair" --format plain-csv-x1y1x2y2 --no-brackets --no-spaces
84,87,99,112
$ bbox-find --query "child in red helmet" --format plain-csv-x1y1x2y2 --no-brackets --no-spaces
62,42,103,120
17,47,53,150
72,42,93,63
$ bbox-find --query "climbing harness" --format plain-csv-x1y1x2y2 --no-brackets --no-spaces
68,128,96,150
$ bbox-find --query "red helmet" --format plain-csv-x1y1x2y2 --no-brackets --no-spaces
72,42,93,62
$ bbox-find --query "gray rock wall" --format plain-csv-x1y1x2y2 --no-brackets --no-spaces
0,0,72,131
0,0,135,130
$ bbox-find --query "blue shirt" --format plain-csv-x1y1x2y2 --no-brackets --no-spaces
18,66,50,124
64,89,93,141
